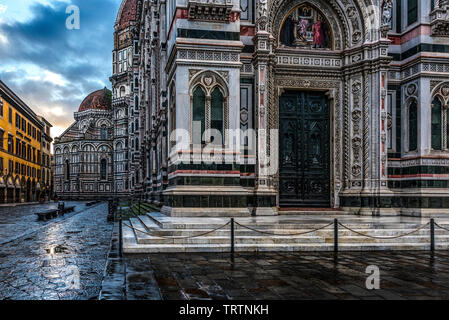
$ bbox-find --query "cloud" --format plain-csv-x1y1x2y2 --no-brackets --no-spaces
0,0,121,138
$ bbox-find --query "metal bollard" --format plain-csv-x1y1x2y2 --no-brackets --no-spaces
334,218,338,253
430,218,435,252
231,218,235,254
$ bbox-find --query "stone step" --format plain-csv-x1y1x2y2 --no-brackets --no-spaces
133,232,449,245
123,241,449,253
143,215,434,231
135,226,449,237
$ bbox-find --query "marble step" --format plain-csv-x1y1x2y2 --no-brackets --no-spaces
123,241,449,253
144,214,433,230
134,226,449,237
137,235,449,245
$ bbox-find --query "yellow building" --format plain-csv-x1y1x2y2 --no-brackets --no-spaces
0,80,51,203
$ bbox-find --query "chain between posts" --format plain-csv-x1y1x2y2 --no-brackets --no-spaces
337,221,431,240
234,221,334,236
123,221,231,239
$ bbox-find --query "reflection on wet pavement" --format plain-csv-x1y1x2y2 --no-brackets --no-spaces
0,202,112,300
122,251,449,300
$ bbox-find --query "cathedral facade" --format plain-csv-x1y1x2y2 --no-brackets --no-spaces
53,89,114,199
84,0,449,216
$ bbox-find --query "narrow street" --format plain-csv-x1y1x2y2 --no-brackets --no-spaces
0,202,113,300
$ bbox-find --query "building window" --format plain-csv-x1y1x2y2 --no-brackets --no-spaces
0,130,4,150
407,0,418,26
409,100,418,152
0,157,3,173
0,98,3,117
8,160,13,174
64,160,70,180
22,119,26,131
192,86,206,144
101,126,108,140
100,159,107,180
8,108,12,123
210,87,224,145
431,97,443,150
15,114,20,128
7,135,13,153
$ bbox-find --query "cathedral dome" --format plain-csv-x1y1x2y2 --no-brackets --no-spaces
116,0,138,31
78,88,112,112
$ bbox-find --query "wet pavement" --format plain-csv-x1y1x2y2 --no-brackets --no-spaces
121,251,449,300
0,202,113,300
0,201,87,245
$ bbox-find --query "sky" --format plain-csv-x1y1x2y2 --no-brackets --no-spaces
0,0,122,138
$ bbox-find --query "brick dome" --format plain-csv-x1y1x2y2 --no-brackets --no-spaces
116,0,138,30
78,88,111,112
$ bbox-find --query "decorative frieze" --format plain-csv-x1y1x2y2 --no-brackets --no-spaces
277,55,342,68
187,0,233,23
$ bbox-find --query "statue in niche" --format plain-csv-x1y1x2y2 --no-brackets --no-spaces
280,4,331,49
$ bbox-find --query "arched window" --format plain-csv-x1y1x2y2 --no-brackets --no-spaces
192,86,206,144
100,159,107,180
135,96,139,109
409,100,418,152
431,97,442,150
64,160,70,181
211,87,224,144
120,86,126,97
101,126,108,140
135,137,139,151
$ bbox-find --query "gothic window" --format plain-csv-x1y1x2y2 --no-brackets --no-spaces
407,0,418,26
64,160,70,181
120,86,126,97
279,4,332,49
100,159,107,180
431,96,443,150
210,87,224,145
408,100,418,152
192,86,206,144
101,126,108,140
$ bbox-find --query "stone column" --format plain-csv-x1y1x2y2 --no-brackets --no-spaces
253,1,277,215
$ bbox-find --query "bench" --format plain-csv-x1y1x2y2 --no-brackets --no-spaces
62,206,75,214
35,209,59,221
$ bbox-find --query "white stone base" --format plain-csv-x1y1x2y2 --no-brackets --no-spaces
161,205,251,217
253,207,278,216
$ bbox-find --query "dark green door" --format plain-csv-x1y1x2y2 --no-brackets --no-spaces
279,91,331,207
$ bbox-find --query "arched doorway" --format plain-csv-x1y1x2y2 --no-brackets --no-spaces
279,90,331,207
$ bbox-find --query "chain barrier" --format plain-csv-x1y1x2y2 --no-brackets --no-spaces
338,221,430,240
123,221,231,239
435,222,449,233
234,221,334,237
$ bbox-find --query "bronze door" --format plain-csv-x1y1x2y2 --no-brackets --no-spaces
279,91,331,207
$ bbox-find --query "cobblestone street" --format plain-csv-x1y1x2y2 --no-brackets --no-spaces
0,202,113,300
121,251,449,300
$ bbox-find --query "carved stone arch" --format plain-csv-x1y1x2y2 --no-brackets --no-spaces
268,0,372,50
431,82,449,105
189,70,229,97
97,144,112,152
269,0,345,50
97,118,112,127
